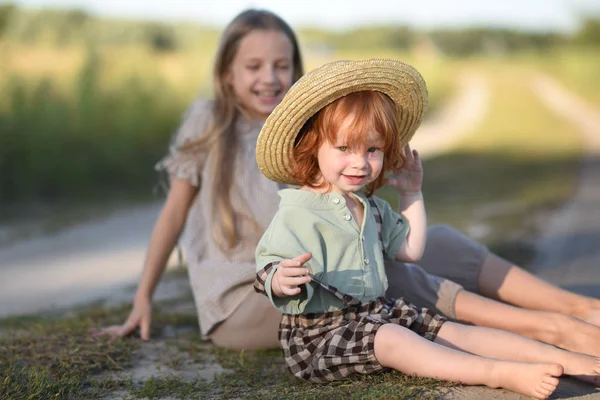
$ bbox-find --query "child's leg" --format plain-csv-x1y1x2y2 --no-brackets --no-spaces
454,289,600,357
436,321,600,386
374,324,562,400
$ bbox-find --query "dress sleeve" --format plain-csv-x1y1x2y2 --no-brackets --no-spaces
154,98,213,187
254,211,317,314
374,197,410,260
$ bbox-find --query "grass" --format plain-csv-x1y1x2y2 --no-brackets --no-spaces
527,47,600,106
0,42,451,209
0,269,455,399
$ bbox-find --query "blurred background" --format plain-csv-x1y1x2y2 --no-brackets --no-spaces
0,0,599,315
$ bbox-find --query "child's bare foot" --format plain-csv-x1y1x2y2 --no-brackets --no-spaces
490,362,562,400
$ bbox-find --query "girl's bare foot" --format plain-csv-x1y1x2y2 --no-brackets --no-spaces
583,307,600,328
572,298,600,328
490,362,562,400
565,356,600,387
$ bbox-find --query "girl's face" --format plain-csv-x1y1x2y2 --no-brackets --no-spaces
316,115,385,197
227,29,294,121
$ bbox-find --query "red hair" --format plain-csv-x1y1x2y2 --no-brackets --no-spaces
291,90,405,196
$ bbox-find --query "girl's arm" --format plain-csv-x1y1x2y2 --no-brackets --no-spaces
95,178,198,340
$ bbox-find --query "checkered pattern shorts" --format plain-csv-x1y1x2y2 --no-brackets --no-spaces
279,297,446,383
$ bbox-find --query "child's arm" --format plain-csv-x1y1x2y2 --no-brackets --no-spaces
255,212,319,313
396,192,426,262
385,145,427,262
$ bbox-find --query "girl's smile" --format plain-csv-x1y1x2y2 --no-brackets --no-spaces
226,29,294,121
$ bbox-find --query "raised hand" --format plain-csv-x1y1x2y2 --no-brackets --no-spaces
272,252,312,297
385,144,423,195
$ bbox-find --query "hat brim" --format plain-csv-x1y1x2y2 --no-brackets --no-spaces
256,58,428,185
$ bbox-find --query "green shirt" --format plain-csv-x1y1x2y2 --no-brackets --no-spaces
255,188,409,314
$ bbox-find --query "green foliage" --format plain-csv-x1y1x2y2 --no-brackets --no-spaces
145,22,178,53
2,7,218,50
574,17,600,46
0,49,186,204
427,28,566,57
300,25,415,51
0,3,16,38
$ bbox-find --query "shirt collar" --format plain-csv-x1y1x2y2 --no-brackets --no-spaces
278,188,368,210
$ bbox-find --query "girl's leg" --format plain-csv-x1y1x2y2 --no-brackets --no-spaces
209,292,281,350
478,252,600,326
374,324,562,399
454,289,600,357
423,225,600,325
435,321,600,386
386,257,600,357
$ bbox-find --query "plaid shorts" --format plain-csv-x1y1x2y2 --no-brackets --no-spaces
279,297,446,383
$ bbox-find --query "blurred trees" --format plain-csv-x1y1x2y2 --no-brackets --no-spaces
0,5,598,205
1,5,598,54
575,17,600,46
0,3,16,38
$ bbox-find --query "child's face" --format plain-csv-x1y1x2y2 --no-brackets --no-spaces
227,29,294,121
316,115,385,196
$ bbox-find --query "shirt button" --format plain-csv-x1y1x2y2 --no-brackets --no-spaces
362,236,365,241
364,258,370,264
344,214,352,221
332,198,340,204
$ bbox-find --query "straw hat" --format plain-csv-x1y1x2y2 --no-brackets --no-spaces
256,58,428,185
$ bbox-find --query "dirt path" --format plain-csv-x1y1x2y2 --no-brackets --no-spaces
411,72,490,157
529,74,600,295
448,74,600,400
529,75,600,399
0,73,491,318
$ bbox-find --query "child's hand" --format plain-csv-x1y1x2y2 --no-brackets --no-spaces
272,252,312,297
385,144,423,195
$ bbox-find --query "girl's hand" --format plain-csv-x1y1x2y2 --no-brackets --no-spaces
272,252,312,297
385,144,423,195
91,298,152,340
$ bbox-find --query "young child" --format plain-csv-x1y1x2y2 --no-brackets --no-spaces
254,58,600,399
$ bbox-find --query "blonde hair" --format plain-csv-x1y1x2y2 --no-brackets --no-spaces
182,9,303,250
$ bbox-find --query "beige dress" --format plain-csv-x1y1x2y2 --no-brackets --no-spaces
156,98,282,337
156,98,489,339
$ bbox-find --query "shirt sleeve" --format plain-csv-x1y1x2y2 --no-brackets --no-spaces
154,98,213,187
374,196,410,260
254,210,317,314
